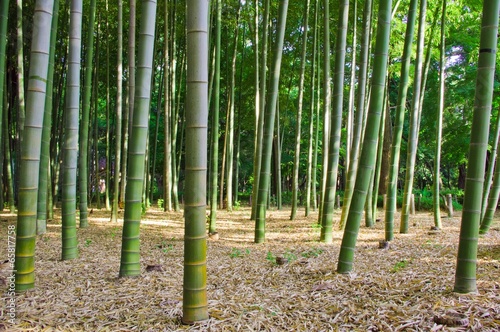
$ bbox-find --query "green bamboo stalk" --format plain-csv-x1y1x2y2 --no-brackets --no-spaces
105,0,111,211
254,0,289,243
251,0,270,220
480,123,500,234
164,0,171,211
454,0,500,294
209,0,221,233
320,0,349,243
61,0,83,261
291,0,311,220
383,0,417,240
37,0,60,235
318,0,332,225
371,91,388,223
119,0,157,277
433,0,446,229
93,28,100,210
225,4,241,212
14,0,54,291
111,0,123,222
345,0,358,174
339,0,373,230
16,0,26,191
79,0,97,228
4,111,15,214
183,0,209,323
400,0,427,233
0,1,8,181
250,0,259,217
481,110,500,221
337,0,392,273
306,0,319,217
121,0,135,206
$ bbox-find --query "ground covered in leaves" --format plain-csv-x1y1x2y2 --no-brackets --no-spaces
1,206,500,331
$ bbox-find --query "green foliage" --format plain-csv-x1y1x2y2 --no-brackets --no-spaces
157,199,164,209
84,239,92,247
423,240,444,249
110,227,120,239
283,250,297,262
156,242,174,254
266,251,276,265
391,259,409,273
230,248,250,258
301,247,324,258
310,223,322,231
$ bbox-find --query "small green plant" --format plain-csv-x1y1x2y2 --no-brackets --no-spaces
157,199,164,209
84,239,92,247
110,227,120,239
391,259,408,273
233,200,241,210
162,245,173,254
283,250,297,262
301,247,324,258
266,251,276,265
311,223,322,230
156,241,174,254
230,248,250,258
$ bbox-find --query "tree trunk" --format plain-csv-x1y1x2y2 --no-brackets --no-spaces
480,131,500,234
305,0,319,217
119,0,157,277
345,0,357,176
318,0,332,225
337,0,392,273
79,0,97,228
37,0,60,234
121,0,136,206
339,0,373,229
61,0,83,261
16,0,26,203
208,0,221,233
4,112,15,213
105,0,111,211
400,0,427,233
454,0,500,294
320,0,349,243
182,0,209,323
481,106,500,220
255,0,289,243
291,0,310,220
111,0,123,222
251,0,270,220
225,4,241,212
383,0,417,241
14,0,54,291
433,0,446,229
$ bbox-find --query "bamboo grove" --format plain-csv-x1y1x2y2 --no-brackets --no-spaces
1,0,499,323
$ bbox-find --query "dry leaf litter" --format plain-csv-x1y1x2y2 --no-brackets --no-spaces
0,207,499,331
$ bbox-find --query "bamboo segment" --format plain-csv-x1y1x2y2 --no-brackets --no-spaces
337,0,392,274
119,0,157,277
15,0,54,291
454,0,500,294
183,0,209,323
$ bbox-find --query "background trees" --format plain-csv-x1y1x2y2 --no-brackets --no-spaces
5,0,499,297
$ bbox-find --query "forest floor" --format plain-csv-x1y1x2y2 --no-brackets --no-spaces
0,206,500,331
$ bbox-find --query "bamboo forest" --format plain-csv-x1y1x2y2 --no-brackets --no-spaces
1,0,500,330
